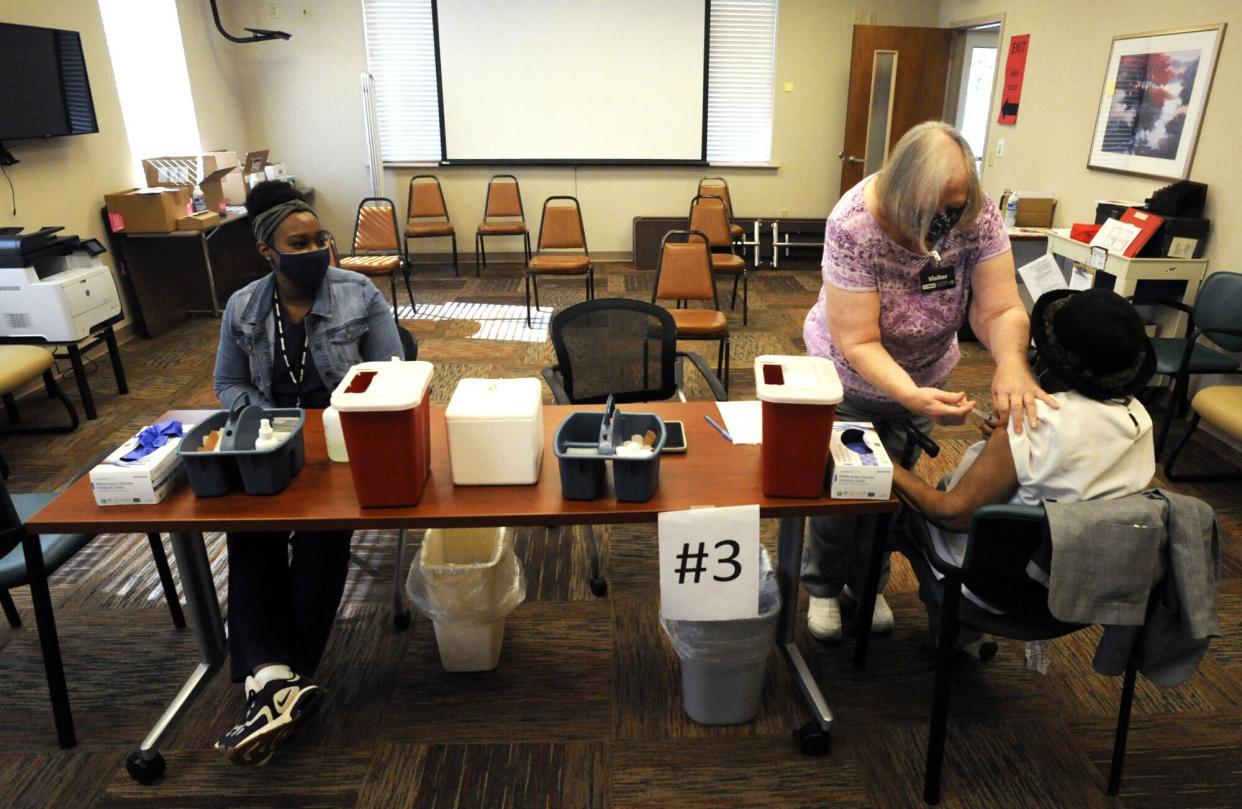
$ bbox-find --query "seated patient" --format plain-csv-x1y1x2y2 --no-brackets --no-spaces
889,288,1157,616
212,181,402,765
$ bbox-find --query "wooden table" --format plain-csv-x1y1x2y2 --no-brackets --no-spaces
26,401,897,780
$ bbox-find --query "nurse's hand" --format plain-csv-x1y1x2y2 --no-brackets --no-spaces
991,361,1058,435
903,387,976,426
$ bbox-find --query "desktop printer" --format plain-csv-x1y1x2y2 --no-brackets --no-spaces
0,253,122,342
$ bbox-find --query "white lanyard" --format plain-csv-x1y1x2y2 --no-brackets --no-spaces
272,289,308,407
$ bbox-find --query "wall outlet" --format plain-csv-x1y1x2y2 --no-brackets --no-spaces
778,208,790,217
267,3,279,19
852,10,862,24
868,12,877,23
784,81,794,93
302,7,311,18
995,138,1006,157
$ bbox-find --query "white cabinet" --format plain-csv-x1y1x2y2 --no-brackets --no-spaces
1044,229,1208,338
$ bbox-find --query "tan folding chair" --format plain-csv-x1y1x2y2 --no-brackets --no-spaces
698,176,745,242
689,193,749,325
651,230,731,394
475,174,531,276
404,175,458,276
338,197,416,325
526,196,593,327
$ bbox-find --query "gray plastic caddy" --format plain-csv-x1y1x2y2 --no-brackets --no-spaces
553,400,666,502
178,394,306,496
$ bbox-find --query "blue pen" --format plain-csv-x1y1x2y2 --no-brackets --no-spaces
704,414,732,442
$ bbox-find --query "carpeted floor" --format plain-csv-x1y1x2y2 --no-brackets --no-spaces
1,260,1240,808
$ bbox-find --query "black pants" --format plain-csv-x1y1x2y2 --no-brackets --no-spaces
227,529,353,682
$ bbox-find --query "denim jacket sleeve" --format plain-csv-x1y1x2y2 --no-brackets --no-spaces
359,281,403,362
214,292,269,409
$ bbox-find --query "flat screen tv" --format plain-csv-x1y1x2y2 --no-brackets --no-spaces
0,22,99,140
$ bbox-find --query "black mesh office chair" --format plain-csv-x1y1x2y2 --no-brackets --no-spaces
541,298,728,595
542,297,727,405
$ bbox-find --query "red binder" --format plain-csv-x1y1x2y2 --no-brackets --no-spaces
1118,208,1164,258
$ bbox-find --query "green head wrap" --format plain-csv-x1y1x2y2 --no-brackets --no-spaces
251,199,316,247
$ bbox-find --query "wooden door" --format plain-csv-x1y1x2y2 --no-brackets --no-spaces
838,26,954,195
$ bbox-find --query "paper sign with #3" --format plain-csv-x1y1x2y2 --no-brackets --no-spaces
658,505,760,622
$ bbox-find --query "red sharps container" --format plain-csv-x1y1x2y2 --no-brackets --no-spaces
754,355,843,498
330,359,435,507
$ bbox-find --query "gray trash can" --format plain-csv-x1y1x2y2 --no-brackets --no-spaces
660,548,781,725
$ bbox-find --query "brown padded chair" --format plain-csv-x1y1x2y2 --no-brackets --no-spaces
475,174,531,276
698,176,745,241
526,195,594,327
689,193,749,326
404,175,458,276
338,197,416,325
652,230,731,394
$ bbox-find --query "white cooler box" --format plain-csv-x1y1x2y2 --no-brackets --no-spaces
445,378,544,485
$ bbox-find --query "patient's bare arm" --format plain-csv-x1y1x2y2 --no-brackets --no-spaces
890,427,1020,533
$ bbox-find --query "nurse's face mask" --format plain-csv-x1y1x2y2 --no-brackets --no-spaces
925,202,966,247
271,229,333,292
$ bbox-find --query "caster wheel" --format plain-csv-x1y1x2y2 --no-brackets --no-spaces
125,750,166,785
394,610,412,630
794,722,831,757
589,577,608,597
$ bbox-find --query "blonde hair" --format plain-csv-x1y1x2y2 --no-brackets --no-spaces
873,121,982,253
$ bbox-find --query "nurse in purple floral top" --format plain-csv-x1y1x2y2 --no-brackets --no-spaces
800,121,1056,643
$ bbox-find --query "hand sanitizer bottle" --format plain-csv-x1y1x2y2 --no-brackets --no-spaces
253,418,281,452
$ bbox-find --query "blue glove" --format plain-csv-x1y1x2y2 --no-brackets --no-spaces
119,420,184,462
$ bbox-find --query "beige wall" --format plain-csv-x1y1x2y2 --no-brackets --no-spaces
219,0,375,251
0,0,134,279
220,0,940,253
940,0,1239,271
177,0,250,155
0,0,251,329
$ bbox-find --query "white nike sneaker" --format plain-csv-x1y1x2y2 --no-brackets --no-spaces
215,674,322,766
807,596,843,642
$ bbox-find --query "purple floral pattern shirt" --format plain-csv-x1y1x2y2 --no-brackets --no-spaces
803,177,1010,403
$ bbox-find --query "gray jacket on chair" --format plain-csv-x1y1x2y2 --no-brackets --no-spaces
1043,489,1220,687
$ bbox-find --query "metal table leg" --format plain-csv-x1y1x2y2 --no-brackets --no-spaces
125,531,228,784
776,516,833,754
22,531,76,748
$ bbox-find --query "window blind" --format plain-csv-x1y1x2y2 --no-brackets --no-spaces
362,0,441,163
706,0,778,164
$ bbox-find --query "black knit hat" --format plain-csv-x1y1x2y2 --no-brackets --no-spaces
1030,288,1156,400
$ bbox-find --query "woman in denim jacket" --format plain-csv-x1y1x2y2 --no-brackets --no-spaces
212,182,401,766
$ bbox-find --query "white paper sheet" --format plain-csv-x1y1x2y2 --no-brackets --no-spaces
658,505,761,621
715,400,763,444
1016,254,1067,303
1069,265,1093,290
1090,218,1142,254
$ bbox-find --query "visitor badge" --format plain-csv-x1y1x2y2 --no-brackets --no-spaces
918,262,957,293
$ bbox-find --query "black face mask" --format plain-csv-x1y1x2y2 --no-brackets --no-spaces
273,246,330,292
925,204,966,246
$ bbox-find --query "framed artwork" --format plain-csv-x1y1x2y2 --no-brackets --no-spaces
1087,24,1226,180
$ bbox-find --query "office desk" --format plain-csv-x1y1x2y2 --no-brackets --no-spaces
27,401,897,780
110,214,268,337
